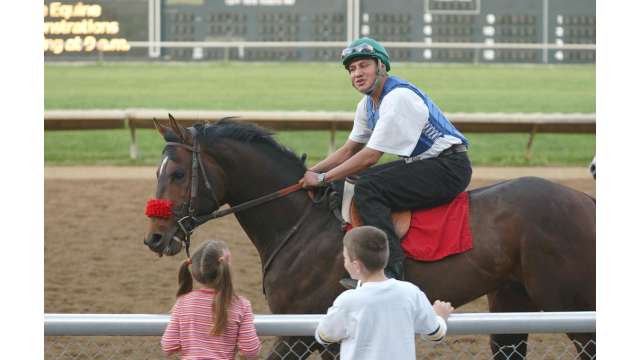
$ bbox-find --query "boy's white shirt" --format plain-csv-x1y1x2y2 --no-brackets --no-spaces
315,278,447,360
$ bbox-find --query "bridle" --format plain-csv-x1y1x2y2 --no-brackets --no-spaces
163,128,304,260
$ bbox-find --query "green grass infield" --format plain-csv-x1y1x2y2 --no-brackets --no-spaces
45,128,595,167
44,62,595,166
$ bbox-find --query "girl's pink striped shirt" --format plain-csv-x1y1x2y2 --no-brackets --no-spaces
161,289,261,359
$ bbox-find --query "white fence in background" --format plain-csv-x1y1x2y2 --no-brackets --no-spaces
129,40,597,50
44,110,596,160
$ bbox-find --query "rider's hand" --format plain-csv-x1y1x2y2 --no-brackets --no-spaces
300,171,321,189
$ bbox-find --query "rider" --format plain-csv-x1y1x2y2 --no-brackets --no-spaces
300,37,472,286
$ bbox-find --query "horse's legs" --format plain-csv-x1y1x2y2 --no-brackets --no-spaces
518,233,595,360
568,332,596,360
487,282,538,360
266,336,339,360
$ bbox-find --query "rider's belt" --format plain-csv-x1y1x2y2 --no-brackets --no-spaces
404,144,467,164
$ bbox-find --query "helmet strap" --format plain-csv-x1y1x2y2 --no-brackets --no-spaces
361,60,385,96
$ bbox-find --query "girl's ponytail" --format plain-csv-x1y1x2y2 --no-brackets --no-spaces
211,254,235,335
176,259,193,297
185,240,236,335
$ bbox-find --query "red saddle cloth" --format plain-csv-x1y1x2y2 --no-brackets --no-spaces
400,191,473,262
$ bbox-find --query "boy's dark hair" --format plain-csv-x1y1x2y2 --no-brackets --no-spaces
343,226,389,272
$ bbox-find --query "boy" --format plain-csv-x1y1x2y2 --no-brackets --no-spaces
315,226,454,360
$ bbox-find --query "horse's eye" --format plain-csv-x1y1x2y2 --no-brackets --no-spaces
171,170,185,180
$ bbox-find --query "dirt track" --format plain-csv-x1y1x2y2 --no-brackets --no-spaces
44,165,594,314
44,166,594,357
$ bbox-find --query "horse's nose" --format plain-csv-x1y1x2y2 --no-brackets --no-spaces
144,233,163,249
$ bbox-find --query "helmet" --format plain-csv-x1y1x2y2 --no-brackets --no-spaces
341,37,391,72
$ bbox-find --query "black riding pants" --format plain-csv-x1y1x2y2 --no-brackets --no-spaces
353,151,472,267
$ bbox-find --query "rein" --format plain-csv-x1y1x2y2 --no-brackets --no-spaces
191,182,303,225
261,201,314,295
148,130,304,261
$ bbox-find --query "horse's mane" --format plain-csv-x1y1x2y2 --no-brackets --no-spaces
197,118,306,170
161,118,307,171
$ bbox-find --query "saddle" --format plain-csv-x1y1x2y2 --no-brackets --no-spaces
335,178,473,262
341,178,411,238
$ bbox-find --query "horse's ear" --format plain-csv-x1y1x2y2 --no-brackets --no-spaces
152,118,169,139
168,113,190,144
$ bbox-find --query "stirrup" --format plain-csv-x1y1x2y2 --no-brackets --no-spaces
339,278,360,290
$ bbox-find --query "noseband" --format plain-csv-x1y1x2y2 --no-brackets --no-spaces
151,128,303,260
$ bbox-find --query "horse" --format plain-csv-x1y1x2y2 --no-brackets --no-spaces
144,115,596,359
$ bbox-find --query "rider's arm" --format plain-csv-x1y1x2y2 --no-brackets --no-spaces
301,97,379,187
323,146,382,182
301,145,382,188
309,139,366,173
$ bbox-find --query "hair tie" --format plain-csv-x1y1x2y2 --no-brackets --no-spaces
218,249,231,263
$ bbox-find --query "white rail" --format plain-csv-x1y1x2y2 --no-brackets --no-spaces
45,312,595,337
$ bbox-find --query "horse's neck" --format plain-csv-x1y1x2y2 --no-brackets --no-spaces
234,192,311,262
218,143,312,259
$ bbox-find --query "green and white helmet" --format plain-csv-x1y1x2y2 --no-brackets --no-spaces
341,37,391,71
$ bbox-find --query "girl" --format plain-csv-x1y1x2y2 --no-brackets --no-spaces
161,240,261,359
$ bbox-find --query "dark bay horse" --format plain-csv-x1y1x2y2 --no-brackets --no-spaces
144,116,595,359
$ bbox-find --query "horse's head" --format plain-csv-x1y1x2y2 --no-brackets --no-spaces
144,114,225,257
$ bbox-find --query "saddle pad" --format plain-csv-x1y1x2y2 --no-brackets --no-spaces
400,191,473,262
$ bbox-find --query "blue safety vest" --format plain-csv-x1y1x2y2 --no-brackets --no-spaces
366,76,468,157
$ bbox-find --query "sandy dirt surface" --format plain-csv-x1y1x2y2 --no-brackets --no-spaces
44,166,595,358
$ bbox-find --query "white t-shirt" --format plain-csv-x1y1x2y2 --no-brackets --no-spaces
315,278,447,360
348,88,461,157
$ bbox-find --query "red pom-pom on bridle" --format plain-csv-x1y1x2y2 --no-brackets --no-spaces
145,199,174,219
